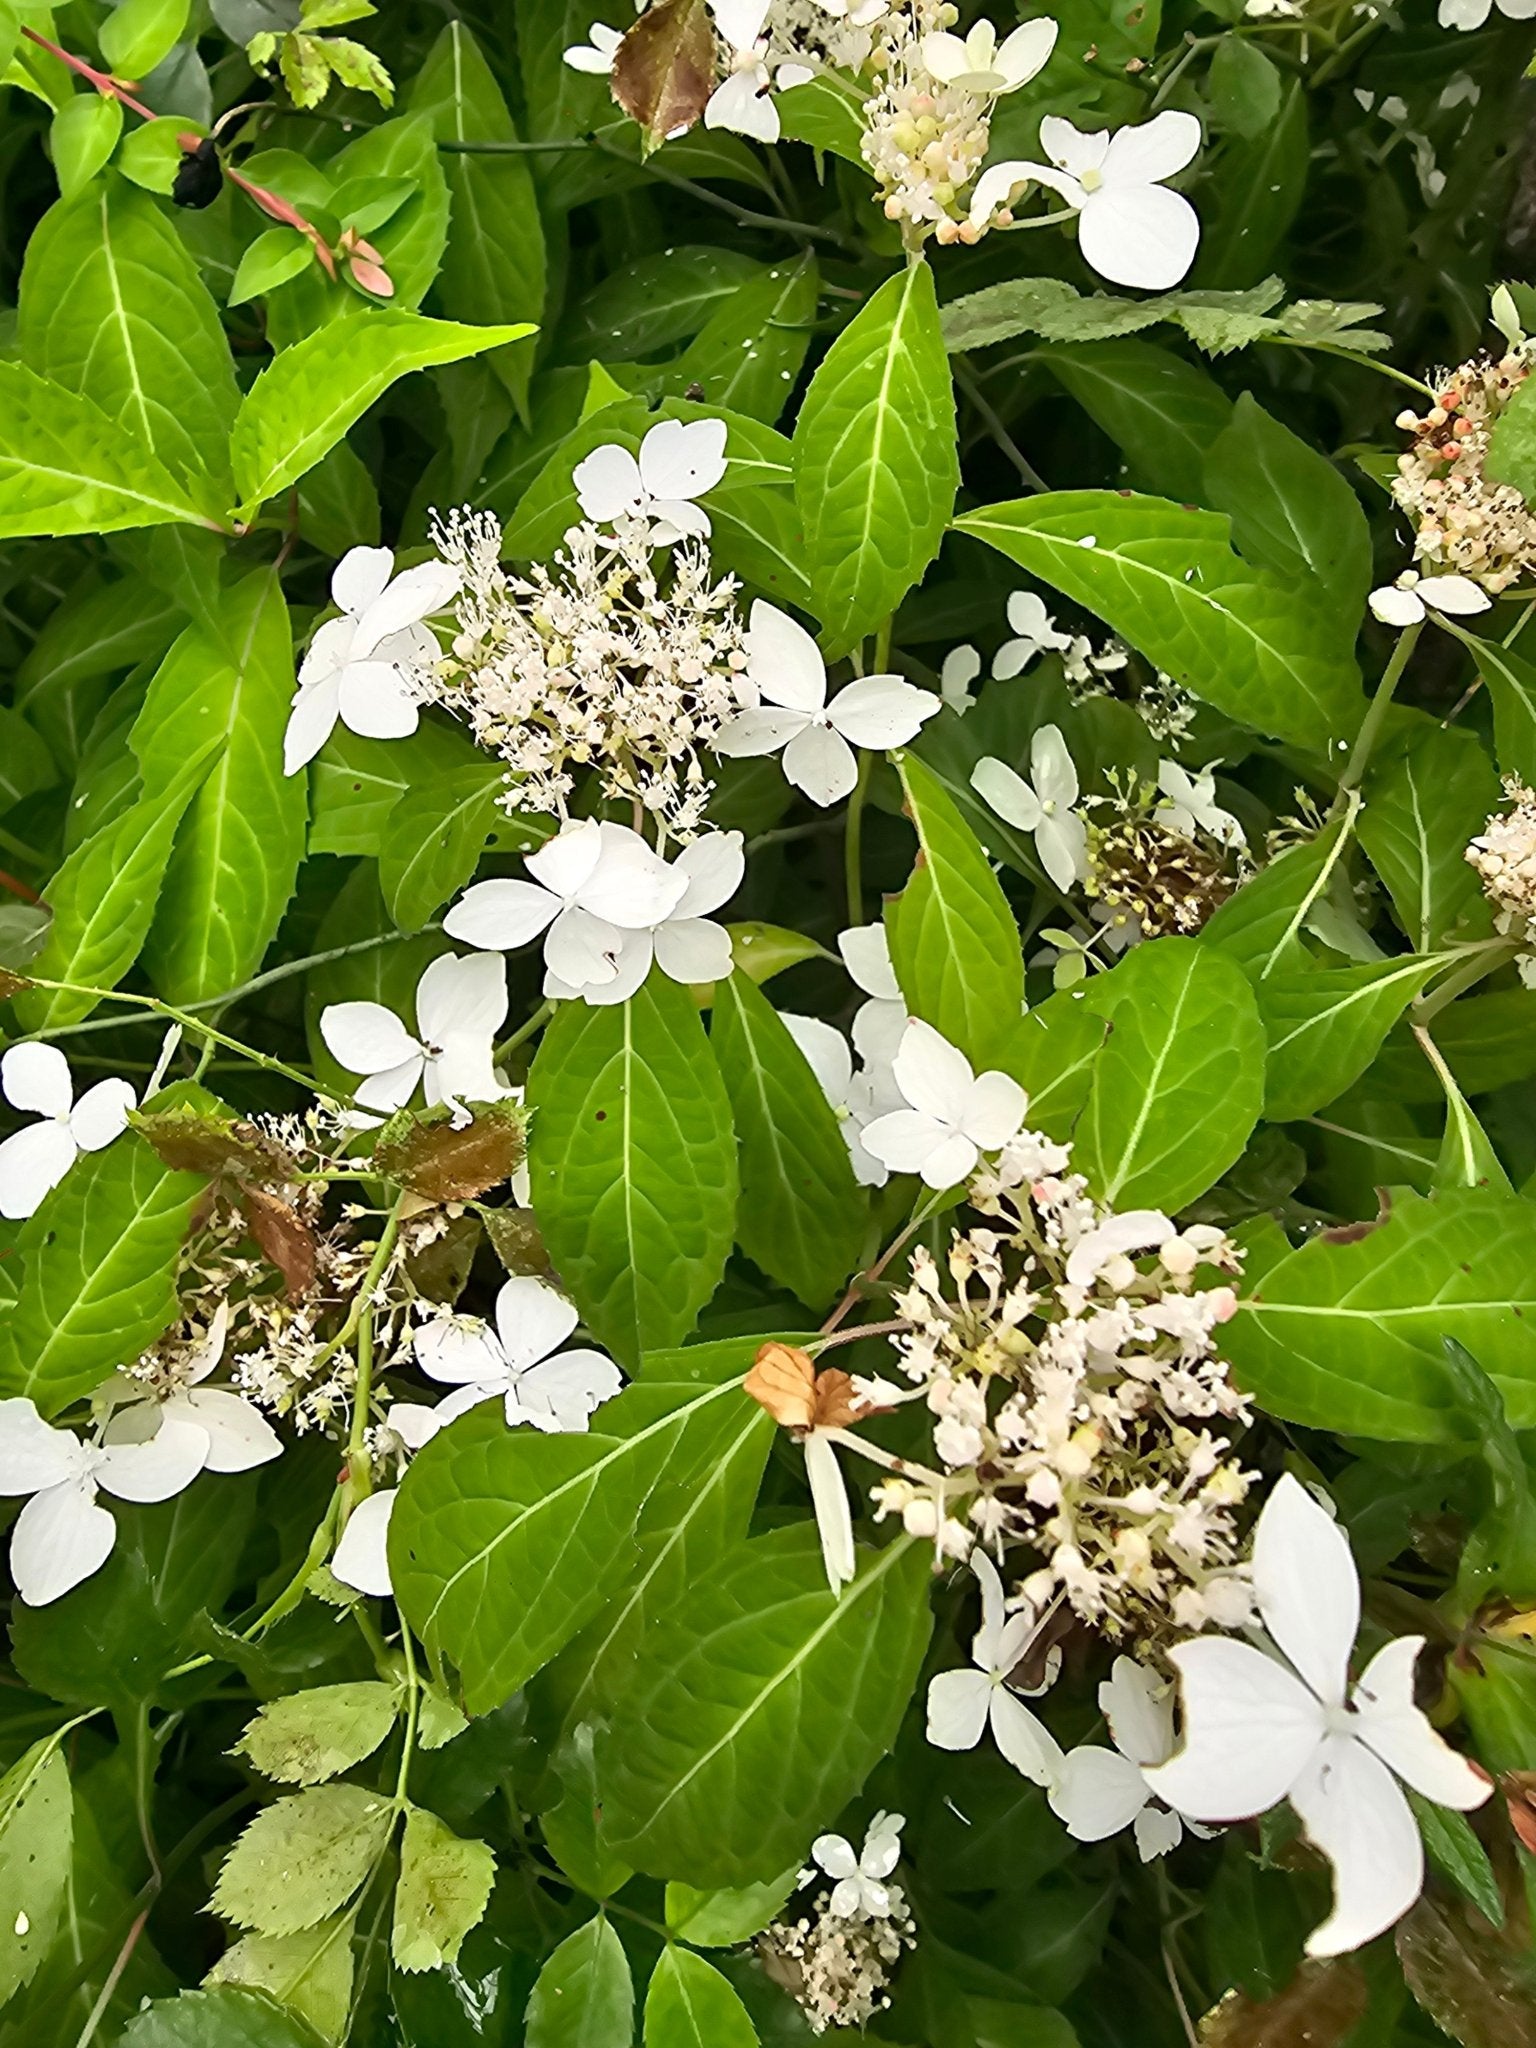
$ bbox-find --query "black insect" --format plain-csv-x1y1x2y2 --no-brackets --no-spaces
172,136,223,210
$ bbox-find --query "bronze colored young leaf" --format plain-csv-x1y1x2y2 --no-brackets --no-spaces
611,0,716,148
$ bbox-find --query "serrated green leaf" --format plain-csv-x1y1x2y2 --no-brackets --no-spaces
775,70,867,162
0,1130,205,1414
526,974,737,1366
1443,627,1536,788
1226,1190,1536,1438
794,262,958,656
995,992,1108,1142
663,1870,797,1947
0,359,223,537
1072,937,1264,1211
600,1527,932,1885
213,1785,397,1936
229,228,315,308
0,1740,72,2008
411,22,544,412
132,569,306,1003
709,969,864,1311
525,1915,633,2048
644,1946,757,2048
1203,828,1348,979
955,492,1362,754
378,761,508,931
18,177,237,493
886,750,1024,1070
392,1807,495,1972
234,1683,399,1786
207,1917,355,2047
230,309,534,516
392,1350,762,1715
1040,338,1232,502
118,1986,326,2047
560,247,761,364
1405,1789,1505,1929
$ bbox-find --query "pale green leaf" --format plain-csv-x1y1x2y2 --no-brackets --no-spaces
391,1807,495,1973
1358,723,1497,952
207,1917,355,2047
118,1986,326,2047
644,1946,757,2048
98,0,190,77
50,95,122,202
234,1683,399,1786
1256,955,1445,1122
525,1915,634,2048
212,1785,397,1936
664,1870,798,1947
0,1740,72,2008
794,262,958,656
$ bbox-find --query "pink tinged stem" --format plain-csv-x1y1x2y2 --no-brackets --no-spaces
21,25,156,119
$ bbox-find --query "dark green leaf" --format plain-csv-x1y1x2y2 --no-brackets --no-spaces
1040,338,1232,502
1358,722,1498,952
378,762,509,932
1256,955,1444,1122
1203,393,1371,617
664,254,818,426
117,1987,324,2048
0,1740,73,2007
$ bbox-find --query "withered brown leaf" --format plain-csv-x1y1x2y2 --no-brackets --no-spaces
371,1097,527,1205
241,1188,318,1302
1198,1961,1368,2046
611,0,716,149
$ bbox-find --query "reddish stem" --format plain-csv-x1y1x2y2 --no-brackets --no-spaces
21,25,156,120
0,869,41,906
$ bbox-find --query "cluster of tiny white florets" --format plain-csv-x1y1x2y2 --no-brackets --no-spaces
1065,636,1197,746
866,1134,1255,1642
1393,354,1536,593
759,1818,916,2034
1467,776,1536,987
769,0,889,71
422,509,750,841
860,1,1006,242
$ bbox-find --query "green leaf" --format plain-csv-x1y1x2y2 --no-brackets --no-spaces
560,247,761,363
234,1683,400,1786
10,739,216,1028
50,94,123,202
600,1528,932,1885
1203,393,1372,618
886,751,1024,1070
1484,371,1536,503
526,974,737,1366
525,1915,633,2048
644,1947,757,2048
1445,629,1536,787
0,703,58,811
0,1131,206,1414
308,719,491,859
664,254,818,426
1405,1790,1505,1929
18,177,238,493
391,1808,496,1973
1226,1190,1536,1438
1431,1054,1513,1196
1040,339,1232,502
14,568,181,766
1073,938,1265,1211
1202,828,1347,978
392,1354,763,1715
709,969,865,1311
0,1740,73,2008
229,228,314,308
775,70,867,162
996,993,1108,1143
663,1870,798,1947
1197,76,1307,289
207,1918,355,2048
940,275,1286,356
117,115,194,198
131,569,306,1003
1208,36,1282,138
213,1785,397,1937
118,1986,326,2047
230,310,535,516
98,0,190,77
793,262,958,656
542,1721,634,1899
0,358,223,537
955,492,1362,754
378,762,510,932
411,23,544,412
1358,722,1498,952
1256,955,1444,1122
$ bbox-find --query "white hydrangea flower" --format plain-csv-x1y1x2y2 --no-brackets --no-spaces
414,1276,623,1432
545,831,745,1005
782,1013,900,1187
1147,1475,1491,1957
994,591,1073,678
971,110,1203,290
0,1044,136,1221
320,951,508,1119
972,726,1088,892
926,1549,1062,1785
1368,569,1492,627
1050,1656,1200,1860
810,1811,906,1919
572,418,729,545
920,17,1057,93
445,819,687,998
1439,0,1536,28
940,645,981,715
0,1396,209,1605
283,546,461,775
713,601,940,806
837,922,907,1067
704,0,814,143
331,1488,397,1598
105,1305,282,1475
861,1019,1027,1189
1156,761,1244,848
563,19,622,70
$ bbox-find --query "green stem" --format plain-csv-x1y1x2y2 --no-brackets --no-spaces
1255,335,1434,400
393,1623,420,1806
1336,621,1421,798
1414,938,1523,1025
953,359,1049,493
496,998,553,1062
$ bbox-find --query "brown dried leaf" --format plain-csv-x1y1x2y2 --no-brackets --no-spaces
132,1107,301,1183
745,1342,818,1431
611,0,716,148
1397,1891,1536,2046
811,1365,862,1431
1198,1960,1368,2046
481,1206,554,1279
242,1188,318,1301
371,1099,527,1205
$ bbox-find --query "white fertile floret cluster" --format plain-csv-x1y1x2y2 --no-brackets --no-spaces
1467,775,1536,985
